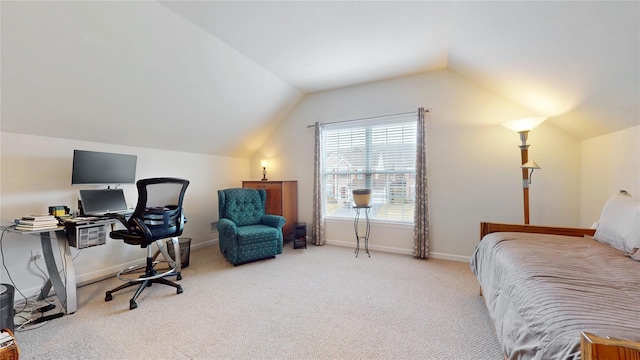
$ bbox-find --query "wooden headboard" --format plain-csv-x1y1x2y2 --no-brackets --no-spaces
480,222,596,240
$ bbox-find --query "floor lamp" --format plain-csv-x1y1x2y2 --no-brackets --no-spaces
501,117,547,224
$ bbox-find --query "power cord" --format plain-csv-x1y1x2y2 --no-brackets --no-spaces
1,224,63,330
0,225,33,314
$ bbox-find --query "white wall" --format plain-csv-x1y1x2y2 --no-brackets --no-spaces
1,71,632,299
0,132,248,296
252,70,583,260
1,1,302,158
581,125,640,227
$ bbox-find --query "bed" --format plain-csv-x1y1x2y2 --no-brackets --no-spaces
471,193,640,360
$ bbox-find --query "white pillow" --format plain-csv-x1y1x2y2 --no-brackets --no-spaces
593,193,640,252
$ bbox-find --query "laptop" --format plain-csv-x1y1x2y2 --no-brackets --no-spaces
79,189,130,216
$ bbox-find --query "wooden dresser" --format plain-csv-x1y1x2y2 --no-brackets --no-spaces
242,180,298,240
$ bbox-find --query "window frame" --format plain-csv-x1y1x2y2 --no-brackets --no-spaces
320,113,417,223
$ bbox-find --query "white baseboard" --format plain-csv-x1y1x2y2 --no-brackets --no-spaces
325,239,470,263
16,238,220,304
325,239,413,256
428,252,471,263
16,236,468,306
75,238,218,285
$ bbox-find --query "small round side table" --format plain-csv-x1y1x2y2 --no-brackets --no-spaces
353,206,371,257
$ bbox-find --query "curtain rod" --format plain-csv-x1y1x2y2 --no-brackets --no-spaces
306,108,431,128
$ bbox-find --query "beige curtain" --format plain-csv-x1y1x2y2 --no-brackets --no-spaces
413,108,429,258
312,122,326,246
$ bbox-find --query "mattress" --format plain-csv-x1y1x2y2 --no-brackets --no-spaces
470,232,640,360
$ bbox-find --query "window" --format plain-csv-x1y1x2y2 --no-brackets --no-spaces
321,113,417,222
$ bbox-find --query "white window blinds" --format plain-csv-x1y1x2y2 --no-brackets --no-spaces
321,112,417,222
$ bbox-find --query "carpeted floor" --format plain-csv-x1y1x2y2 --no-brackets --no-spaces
13,243,502,359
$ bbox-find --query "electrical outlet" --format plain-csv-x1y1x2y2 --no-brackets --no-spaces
31,249,42,261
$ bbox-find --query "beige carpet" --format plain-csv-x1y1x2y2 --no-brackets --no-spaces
14,244,502,359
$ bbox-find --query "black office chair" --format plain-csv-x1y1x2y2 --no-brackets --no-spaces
105,177,189,310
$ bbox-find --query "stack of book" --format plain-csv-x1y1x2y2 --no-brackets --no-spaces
15,214,59,231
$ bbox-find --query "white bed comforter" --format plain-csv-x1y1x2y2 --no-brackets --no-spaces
470,232,640,360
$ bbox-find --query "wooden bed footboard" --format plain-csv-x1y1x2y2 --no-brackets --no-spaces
581,332,640,360
478,222,639,360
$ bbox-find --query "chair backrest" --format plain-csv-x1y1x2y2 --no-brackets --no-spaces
128,178,189,242
218,188,266,227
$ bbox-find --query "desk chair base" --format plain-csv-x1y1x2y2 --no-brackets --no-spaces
105,239,183,310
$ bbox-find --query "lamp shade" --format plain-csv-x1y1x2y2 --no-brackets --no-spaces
502,117,547,133
260,160,268,167
521,160,541,169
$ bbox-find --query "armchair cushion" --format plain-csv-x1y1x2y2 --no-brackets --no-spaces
218,188,266,226
236,225,280,246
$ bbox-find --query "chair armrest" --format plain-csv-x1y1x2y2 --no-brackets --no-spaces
217,218,237,236
262,214,285,229
104,213,137,233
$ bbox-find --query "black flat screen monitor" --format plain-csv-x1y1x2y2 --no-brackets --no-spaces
71,150,137,185
79,189,129,215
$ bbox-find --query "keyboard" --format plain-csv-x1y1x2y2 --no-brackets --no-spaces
85,209,133,217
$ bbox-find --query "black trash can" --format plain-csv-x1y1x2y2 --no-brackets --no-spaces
0,283,15,333
166,238,191,269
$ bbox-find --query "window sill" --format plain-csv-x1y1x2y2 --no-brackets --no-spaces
324,216,413,229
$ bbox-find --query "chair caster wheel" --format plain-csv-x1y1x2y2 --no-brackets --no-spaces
177,273,182,281
105,292,113,302
129,300,137,310
177,286,183,294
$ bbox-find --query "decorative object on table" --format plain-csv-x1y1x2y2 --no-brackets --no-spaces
48,205,70,217
352,188,371,207
501,116,546,225
261,160,268,181
50,205,72,222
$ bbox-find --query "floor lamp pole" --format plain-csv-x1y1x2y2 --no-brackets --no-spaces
520,144,530,224
503,117,547,226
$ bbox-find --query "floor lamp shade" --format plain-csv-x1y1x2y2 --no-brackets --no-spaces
501,117,547,133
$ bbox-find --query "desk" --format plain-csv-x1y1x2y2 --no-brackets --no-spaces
353,206,371,257
11,218,116,314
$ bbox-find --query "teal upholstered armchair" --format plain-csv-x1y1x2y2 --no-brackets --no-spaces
217,188,286,265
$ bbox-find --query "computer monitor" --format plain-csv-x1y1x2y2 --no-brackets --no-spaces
71,150,137,185
79,189,129,216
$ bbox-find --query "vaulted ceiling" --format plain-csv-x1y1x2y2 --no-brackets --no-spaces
1,1,638,157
